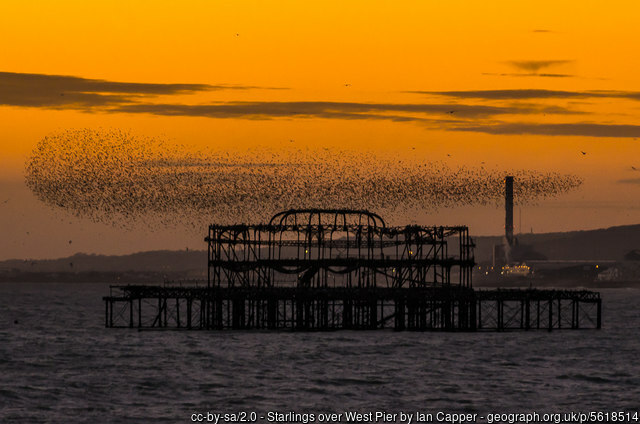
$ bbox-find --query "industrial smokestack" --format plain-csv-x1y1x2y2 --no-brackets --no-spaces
505,176,514,246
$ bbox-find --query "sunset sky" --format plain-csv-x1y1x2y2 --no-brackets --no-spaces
1,0,640,260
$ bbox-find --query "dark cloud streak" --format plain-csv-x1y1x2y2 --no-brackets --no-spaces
506,60,573,72
413,89,640,101
481,72,575,78
4,72,636,138
2,71,582,120
617,178,640,184
0,71,282,108
110,101,579,121
452,122,640,138
410,89,588,99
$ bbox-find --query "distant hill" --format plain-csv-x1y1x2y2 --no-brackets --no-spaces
474,224,640,263
0,250,207,274
1,223,639,277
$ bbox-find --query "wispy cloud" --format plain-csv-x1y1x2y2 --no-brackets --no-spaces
506,60,573,73
410,89,585,99
0,71,583,123
480,60,577,78
412,89,640,101
3,71,637,138
0,71,282,108
452,122,640,138
482,72,575,78
618,178,640,184
110,101,579,121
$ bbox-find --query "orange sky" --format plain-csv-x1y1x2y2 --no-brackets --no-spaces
1,0,640,259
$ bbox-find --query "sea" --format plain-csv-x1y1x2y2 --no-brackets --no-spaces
1,283,639,423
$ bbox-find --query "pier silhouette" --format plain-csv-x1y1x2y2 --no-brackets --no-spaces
104,209,601,331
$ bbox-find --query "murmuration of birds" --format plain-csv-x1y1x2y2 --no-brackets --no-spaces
25,129,583,227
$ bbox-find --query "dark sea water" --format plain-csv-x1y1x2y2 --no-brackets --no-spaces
1,283,639,424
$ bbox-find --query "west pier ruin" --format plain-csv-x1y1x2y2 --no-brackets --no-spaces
103,209,601,331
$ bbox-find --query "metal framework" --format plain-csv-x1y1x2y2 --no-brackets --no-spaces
103,209,602,331
475,289,601,330
206,209,474,289
103,286,601,331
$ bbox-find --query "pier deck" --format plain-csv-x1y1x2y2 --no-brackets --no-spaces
103,285,601,331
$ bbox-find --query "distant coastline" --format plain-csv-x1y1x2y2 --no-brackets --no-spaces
2,272,638,288
0,271,206,284
473,278,640,289
2,223,639,287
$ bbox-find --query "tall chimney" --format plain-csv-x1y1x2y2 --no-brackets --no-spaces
505,176,514,246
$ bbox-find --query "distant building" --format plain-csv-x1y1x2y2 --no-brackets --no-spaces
597,267,620,281
501,263,531,277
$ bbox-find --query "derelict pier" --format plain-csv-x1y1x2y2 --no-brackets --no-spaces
103,209,601,331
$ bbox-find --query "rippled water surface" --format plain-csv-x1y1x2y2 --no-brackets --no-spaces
1,283,639,423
